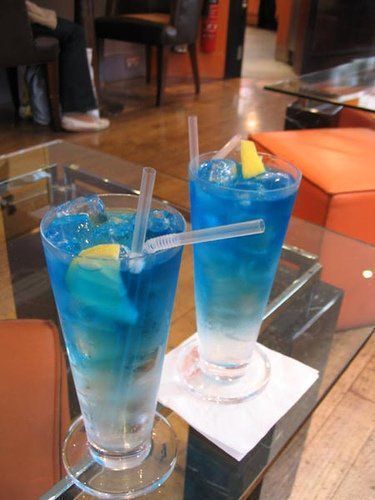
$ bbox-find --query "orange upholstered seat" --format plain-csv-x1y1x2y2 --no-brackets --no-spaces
251,128,375,330
338,108,375,129
251,128,375,245
0,320,70,499
286,218,375,331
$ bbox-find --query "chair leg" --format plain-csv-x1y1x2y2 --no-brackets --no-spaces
156,46,169,106
95,37,105,91
46,60,62,131
6,68,20,122
188,43,200,95
91,38,103,109
145,45,152,84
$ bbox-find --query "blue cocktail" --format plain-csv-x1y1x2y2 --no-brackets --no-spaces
179,151,300,402
41,194,185,498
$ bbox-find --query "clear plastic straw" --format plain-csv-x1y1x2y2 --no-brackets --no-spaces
212,134,242,159
131,167,156,254
144,219,265,254
188,115,199,165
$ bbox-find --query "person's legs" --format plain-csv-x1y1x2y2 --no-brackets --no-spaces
32,19,109,131
32,18,97,113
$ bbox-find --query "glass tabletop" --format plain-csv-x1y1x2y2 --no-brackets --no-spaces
0,141,374,499
264,57,375,112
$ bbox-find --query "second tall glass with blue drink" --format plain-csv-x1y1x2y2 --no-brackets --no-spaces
179,149,301,402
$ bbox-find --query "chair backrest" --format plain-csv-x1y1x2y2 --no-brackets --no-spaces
115,0,171,16
171,0,204,44
114,0,203,45
0,0,37,67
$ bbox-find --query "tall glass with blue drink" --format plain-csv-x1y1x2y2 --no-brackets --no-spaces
179,151,301,402
41,194,185,499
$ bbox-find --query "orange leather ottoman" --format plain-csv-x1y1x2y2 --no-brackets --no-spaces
0,320,70,499
251,128,375,245
338,108,375,130
286,219,375,331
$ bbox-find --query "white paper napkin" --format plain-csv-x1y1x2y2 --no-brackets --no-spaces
158,334,319,461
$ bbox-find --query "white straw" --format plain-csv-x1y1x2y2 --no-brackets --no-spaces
188,115,199,165
212,134,242,159
131,167,156,254
144,219,265,254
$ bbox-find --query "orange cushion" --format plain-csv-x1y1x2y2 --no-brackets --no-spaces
293,177,330,227
285,219,375,331
0,320,70,499
327,191,375,243
252,128,375,244
252,128,375,194
319,232,375,330
338,108,375,129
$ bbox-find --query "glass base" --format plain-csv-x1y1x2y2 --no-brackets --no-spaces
178,338,271,403
62,412,177,499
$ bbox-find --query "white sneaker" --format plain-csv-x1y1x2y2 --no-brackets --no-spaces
61,115,110,132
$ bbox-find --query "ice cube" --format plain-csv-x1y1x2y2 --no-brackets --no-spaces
120,243,145,274
128,256,146,274
45,214,93,254
257,171,291,190
146,209,176,238
120,246,146,273
80,195,108,224
235,179,263,191
208,159,237,186
90,214,134,246
108,214,134,242
197,161,212,181
58,195,107,224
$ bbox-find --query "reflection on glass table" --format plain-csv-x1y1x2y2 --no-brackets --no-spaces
0,141,373,499
264,57,375,112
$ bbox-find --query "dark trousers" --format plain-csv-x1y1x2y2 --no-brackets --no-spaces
32,18,97,113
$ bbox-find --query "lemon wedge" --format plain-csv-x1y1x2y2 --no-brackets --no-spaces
66,243,138,325
241,140,265,179
79,243,120,260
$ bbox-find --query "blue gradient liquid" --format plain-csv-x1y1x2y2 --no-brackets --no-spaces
190,154,300,368
41,197,184,461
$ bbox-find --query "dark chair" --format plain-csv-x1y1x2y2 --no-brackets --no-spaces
95,0,204,106
0,0,61,130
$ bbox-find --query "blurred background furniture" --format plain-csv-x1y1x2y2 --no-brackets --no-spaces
95,0,203,105
0,319,70,499
264,57,375,130
269,0,375,73
251,127,375,245
0,0,61,130
338,108,375,129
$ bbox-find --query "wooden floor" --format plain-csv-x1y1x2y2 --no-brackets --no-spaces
0,76,293,210
259,334,374,500
0,76,374,499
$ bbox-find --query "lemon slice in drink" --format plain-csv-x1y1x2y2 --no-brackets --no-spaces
66,244,138,325
80,243,120,259
241,140,265,178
